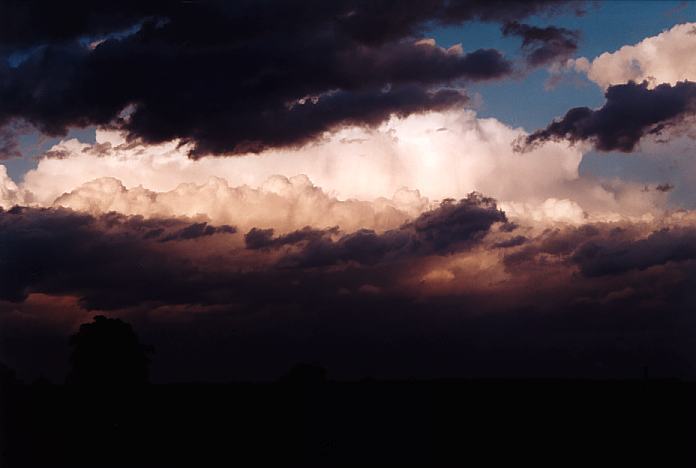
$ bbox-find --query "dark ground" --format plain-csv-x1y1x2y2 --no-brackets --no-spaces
2,379,695,467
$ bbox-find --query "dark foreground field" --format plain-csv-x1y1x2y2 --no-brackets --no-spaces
2,379,695,467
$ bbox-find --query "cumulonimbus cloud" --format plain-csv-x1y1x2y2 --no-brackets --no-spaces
21,110,583,205
0,109,671,229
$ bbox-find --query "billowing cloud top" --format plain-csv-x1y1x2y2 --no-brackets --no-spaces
574,22,696,89
4,110,667,226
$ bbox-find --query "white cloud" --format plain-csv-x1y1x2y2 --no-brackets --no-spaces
23,110,583,203
571,22,696,89
501,198,586,224
53,175,430,234
5,109,668,229
0,165,28,209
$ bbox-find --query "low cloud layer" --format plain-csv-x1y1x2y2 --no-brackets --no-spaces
4,194,691,313
572,227,696,277
248,193,507,268
0,195,507,309
0,207,239,306
2,194,696,381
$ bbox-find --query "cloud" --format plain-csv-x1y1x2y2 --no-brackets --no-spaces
572,227,696,277
493,235,527,248
4,191,684,314
655,183,674,193
2,108,670,226
258,193,507,267
519,80,696,152
536,23,696,159
3,198,696,382
502,21,579,67
500,215,696,281
0,190,588,312
0,164,27,208
0,1,583,158
0,1,579,49
52,175,429,235
0,1,167,48
4,1,696,383
0,193,505,309
572,22,696,89
157,222,236,242
22,110,584,207
245,226,337,250
0,207,239,306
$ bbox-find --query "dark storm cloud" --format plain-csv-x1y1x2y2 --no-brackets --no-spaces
4,201,695,316
0,208,237,306
655,183,674,193
159,223,236,242
0,0,581,49
0,126,21,160
0,0,168,48
493,235,527,248
0,193,504,308
502,21,579,66
0,0,580,158
519,80,696,152
248,193,506,267
5,202,696,382
411,193,505,252
572,227,696,277
501,221,696,280
95,212,236,242
502,224,601,269
245,226,337,250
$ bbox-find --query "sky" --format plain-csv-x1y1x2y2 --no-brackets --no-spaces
1,0,696,383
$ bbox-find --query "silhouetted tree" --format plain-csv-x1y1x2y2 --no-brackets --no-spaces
67,315,151,386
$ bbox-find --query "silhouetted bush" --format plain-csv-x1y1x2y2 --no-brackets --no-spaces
66,315,151,386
